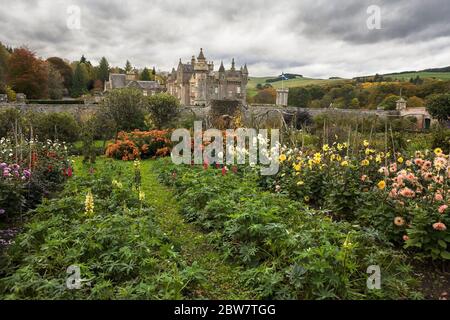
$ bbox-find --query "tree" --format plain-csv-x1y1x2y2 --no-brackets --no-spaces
379,94,400,110
426,94,450,122
349,97,360,109
98,57,110,83
289,87,312,108
47,64,64,100
407,96,425,109
101,88,147,134
71,62,89,97
47,57,73,90
32,112,80,142
125,60,132,73
7,47,48,99
152,66,156,80
147,93,180,129
253,87,276,104
141,67,151,81
0,42,10,93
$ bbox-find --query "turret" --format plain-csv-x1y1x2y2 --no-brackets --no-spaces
231,58,235,71
243,63,248,75
197,48,206,61
191,55,196,65
218,61,225,73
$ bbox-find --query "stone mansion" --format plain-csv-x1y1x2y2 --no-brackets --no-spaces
166,48,248,106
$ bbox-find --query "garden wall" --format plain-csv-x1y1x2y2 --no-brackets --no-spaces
0,103,99,118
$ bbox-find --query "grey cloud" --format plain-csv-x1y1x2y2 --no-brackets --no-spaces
0,0,449,78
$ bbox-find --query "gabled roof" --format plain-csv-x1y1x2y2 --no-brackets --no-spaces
126,80,160,90
109,74,126,88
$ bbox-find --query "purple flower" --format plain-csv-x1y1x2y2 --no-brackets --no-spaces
0,163,6,169
11,164,20,170
23,169,31,178
0,209,5,215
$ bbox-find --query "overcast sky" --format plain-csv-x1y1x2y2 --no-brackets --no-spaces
0,0,449,78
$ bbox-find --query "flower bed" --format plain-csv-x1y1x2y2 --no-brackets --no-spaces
0,138,71,220
156,159,420,299
0,159,202,299
105,130,172,161
261,141,450,261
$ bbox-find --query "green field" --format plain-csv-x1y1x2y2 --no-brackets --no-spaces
383,71,450,81
247,76,346,97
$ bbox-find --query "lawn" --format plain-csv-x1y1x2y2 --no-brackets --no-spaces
247,76,346,97
384,72,450,81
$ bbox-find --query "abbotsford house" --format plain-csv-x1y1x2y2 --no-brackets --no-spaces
166,48,248,106
104,72,162,96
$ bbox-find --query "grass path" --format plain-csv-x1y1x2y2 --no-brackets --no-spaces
140,160,255,299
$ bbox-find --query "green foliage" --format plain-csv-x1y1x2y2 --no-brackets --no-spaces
97,57,109,83
156,161,420,299
431,125,450,153
426,94,450,122
140,67,151,81
147,93,180,129
125,60,132,73
0,160,203,299
71,63,89,98
0,108,24,138
379,94,400,110
32,112,80,143
289,87,312,108
100,88,147,132
5,86,16,102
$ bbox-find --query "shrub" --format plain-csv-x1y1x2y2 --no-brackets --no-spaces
32,112,80,143
106,130,172,161
147,93,180,129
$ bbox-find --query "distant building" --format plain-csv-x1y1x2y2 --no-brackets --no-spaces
276,89,289,106
104,72,162,96
166,48,248,106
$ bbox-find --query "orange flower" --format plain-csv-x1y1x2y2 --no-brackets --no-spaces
394,216,405,227
432,222,447,231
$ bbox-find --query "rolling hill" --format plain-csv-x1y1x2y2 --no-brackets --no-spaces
247,76,346,97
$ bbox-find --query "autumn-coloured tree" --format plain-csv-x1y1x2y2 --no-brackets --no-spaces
47,64,64,100
253,87,277,104
47,57,73,90
7,47,48,99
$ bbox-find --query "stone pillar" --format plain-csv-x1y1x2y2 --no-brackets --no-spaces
276,88,289,107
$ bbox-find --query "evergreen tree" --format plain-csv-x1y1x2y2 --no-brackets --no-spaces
80,55,87,64
98,57,110,83
152,66,156,80
71,62,88,97
125,60,132,73
141,67,151,81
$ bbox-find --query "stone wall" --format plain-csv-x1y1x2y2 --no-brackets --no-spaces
0,103,100,120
